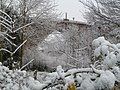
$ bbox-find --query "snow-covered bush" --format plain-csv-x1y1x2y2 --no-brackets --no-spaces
1,37,120,90
93,36,120,69
41,37,120,90
91,36,120,89
0,62,47,90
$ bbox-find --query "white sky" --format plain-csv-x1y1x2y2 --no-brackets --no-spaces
54,0,87,22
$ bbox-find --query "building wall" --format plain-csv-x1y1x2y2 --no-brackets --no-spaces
56,20,93,67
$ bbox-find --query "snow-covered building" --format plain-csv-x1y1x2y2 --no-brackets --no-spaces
36,18,93,69
55,18,92,67
23,16,93,70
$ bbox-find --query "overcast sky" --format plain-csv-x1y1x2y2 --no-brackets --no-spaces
54,0,87,22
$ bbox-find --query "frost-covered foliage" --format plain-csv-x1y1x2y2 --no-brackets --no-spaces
92,36,120,69
0,10,28,69
1,37,120,90
0,62,47,90
80,0,120,27
80,0,120,44
91,36,120,89
38,37,120,90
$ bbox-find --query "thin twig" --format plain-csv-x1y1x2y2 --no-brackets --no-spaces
4,36,17,47
0,23,12,32
6,34,16,39
0,20,12,29
14,22,34,33
60,51,80,62
0,48,12,54
12,40,27,55
20,59,34,70
0,16,13,24
0,10,12,21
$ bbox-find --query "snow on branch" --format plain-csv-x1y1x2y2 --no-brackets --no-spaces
4,36,17,47
90,64,104,74
0,10,12,21
0,31,16,39
107,44,120,53
60,50,80,62
0,31,7,36
41,67,94,90
0,31,16,47
65,68,93,77
0,39,27,57
0,16,13,24
75,47,87,51
20,59,34,70
0,20,12,29
1,37,120,90
0,23,12,32
12,39,27,55
41,80,64,90
66,63,77,68
0,48,12,54
14,22,34,32
5,33,16,39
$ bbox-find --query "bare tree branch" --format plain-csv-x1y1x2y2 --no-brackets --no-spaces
0,48,12,54
14,22,34,32
12,39,27,55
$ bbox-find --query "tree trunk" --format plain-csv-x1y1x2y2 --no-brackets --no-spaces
0,0,3,63
20,0,26,67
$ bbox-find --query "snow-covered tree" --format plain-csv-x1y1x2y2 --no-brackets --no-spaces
41,37,120,90
0,0,58,68
80,0,120,26
32,23,92,71
0,36,120,90
0,9,28,69
79,0,120,43
17,0,58,66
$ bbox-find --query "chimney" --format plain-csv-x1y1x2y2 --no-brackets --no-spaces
73,17,75,20
65,12,67,19
64,12,69,21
